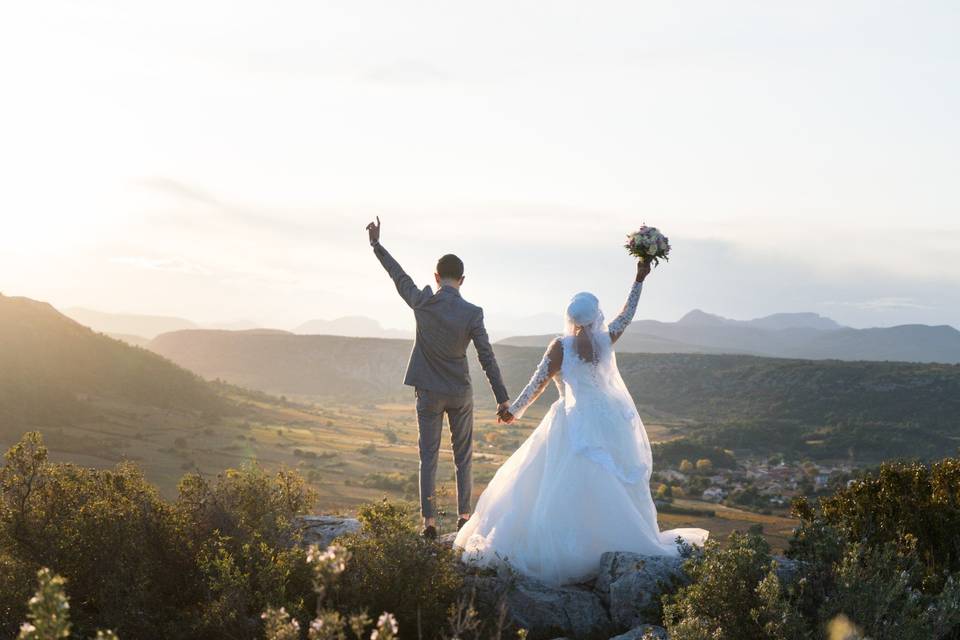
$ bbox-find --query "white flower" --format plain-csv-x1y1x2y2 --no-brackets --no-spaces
372,612,399,638
647,244,658,255
310,619,324,631
308,544,349,573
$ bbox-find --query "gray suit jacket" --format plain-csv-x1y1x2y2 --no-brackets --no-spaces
373,243,509,404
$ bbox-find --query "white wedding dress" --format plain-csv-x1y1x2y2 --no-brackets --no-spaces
455,281,708,586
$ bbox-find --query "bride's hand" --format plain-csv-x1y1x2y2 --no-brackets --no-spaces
636,259,652,282
498,410,515,424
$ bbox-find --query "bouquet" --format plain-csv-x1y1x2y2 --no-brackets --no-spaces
625,225,671,266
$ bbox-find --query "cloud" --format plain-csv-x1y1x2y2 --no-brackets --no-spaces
825,297,935,311
137,177,222,207
110,256,215,276
361,60,449,85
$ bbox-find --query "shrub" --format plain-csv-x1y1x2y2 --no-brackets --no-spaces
0,433,320,640
16,568,118,640
361,472,418,496
794,458,960,589
0,432,197,638
820,541,960,640
335,500,462,638
662,531,806,640
176,465,318,638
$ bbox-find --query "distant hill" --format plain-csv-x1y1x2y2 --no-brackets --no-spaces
147,330,960,461
0,295,228,433
63,307,198,339
678,309,842,331
499,310,960,364
293,315,411,339
107,332,152,347
150,330,414,399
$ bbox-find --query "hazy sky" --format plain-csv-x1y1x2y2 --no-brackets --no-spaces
1,1,958,332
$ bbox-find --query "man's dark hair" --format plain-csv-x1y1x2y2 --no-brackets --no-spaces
436,254,464,280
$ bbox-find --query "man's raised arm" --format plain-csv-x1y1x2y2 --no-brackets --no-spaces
367,217,428,309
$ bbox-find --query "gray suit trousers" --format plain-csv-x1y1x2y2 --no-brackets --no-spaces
415,388,473,518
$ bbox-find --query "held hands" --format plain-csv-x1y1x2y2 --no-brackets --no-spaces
366,216,381,246
636,259,652,282
497,401,515,424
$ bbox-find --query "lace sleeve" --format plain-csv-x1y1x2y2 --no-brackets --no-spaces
508,339,562,420
608,280,643,337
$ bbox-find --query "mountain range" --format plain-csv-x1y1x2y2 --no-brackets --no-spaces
66,305,960,364
62,307,413,343
7,294,960,465
500,309,960,364
145,326,960,461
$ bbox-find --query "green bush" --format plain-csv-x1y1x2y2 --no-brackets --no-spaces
335,500,462,638
0,432,197,638
16,568,119,640
664,459,960,640
662,531,805,640
0,432,318,639
793,458,960,589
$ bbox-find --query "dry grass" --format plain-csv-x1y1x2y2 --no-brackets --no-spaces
1,391,797,548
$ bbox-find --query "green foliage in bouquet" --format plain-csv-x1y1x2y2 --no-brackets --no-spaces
625,226,671,266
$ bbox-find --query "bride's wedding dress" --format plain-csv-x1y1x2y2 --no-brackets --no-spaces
455,280,708,586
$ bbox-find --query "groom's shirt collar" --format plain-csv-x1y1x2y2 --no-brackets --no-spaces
438,285,461,297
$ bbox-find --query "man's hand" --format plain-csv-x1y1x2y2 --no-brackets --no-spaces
636,259,652,282
497,401,514,424
366,216,381,246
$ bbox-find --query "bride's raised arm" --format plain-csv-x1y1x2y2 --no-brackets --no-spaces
505,338,564,421
608,259,652,343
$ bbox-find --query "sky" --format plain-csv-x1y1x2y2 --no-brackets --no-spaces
1,1,958,333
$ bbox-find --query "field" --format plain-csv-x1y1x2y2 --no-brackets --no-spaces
3,388,798,551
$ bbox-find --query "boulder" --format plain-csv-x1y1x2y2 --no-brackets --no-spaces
439,531,458,546
609,624,669,640
296,515,361,547
772,555,800,583
594,552,688,629
464,572,611,639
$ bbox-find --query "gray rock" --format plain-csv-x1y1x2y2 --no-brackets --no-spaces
439,531,458,546
296,515,361,548
772,555,800,584
610,624,669,640
595,552,688,629
464,571,610,639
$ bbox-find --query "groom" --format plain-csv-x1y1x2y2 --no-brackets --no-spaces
366,217,511,539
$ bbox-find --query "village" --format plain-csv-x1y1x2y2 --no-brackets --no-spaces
650,456,857,512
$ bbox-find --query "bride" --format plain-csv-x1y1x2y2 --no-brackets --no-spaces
455,259,708,586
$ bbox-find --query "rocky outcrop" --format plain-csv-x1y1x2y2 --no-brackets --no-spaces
296,515,360,547
609,625,669,640
301,518,797,640
464,551,798,639
464,572,611,639
594,552,688,629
